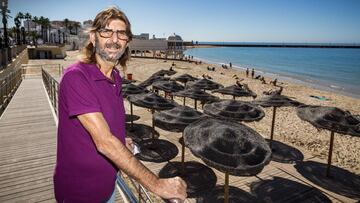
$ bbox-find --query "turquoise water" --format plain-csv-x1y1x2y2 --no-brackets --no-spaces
184,47,360,97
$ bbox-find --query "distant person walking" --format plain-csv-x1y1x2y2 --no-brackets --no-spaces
251,68,255,78
229,62,232,68
54,7,186,203
246,68,249,77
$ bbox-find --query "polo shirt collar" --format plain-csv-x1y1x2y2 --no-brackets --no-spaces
88,63,120,83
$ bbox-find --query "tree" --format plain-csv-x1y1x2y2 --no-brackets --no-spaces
24,12,32,42
1,8,11,47
14,16,21,44
43,17,50,43
73,22,81,35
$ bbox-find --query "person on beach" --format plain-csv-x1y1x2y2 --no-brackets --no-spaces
246,68,249,77
229,62,232,68
54,7,187,203
251,68,255,78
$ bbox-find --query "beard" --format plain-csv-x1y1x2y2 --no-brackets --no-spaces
95,36,126,64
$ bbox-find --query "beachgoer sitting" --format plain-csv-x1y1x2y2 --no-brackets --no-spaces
255,75,261,80
260,76,266,84
263,86,283,95
270,78,278,86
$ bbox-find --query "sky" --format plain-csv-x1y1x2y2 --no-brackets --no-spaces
6,0,360,43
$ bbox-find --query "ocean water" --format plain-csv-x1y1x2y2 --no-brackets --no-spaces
184,47,360,98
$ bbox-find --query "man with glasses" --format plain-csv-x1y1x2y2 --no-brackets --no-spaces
54,7,187,203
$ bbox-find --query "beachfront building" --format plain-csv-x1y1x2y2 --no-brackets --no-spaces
129,33,186,59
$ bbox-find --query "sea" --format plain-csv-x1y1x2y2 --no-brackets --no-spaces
184,44,360,98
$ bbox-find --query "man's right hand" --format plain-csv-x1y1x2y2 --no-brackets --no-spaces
154,177,187,201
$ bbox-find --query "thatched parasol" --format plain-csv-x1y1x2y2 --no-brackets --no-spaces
212,84,257,100
173,74,198,86
203,100,265,122
154,105,203,172
189,78,224,90
297,105,360,176
173,88,219,109
184,117,271,203
127,93,176,133
152,80,184,100
253,94,302,148
121,83,147,98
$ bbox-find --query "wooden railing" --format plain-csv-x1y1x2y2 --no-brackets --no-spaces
0,68,23,117
41,68,60,116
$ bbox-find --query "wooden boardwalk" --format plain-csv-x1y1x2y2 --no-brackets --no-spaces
0,78,57,202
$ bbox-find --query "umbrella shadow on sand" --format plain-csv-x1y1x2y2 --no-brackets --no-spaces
266,139,304,164
125,123,159,142
250,176,331,203
158,161,217,198
295,161,360,200
125,114,140,123
196,185,257,203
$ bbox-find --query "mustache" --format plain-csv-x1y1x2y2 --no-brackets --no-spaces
105,42,122,49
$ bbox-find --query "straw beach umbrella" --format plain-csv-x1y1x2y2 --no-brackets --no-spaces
189,78,224,91
212,84,257,100
173,88,219,109
296,105,360,177
138,75,170,88
127,92,176,133
173,73,198,86
184,117,271,203
152,80,184,100
154,105,203,173
203,100,265,122
122,84,148,128
254,94,301,148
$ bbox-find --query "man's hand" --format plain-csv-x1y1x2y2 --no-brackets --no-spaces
154,177,187,201
125,137,134,153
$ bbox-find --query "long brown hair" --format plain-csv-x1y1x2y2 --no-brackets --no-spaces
81,6,133,67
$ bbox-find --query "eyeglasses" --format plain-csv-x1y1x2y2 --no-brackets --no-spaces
97,29,129,41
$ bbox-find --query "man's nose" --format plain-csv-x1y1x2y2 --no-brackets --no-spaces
111,32,120,42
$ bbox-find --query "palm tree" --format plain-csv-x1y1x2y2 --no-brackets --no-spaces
38,16,45,42
43,18,50,43
1,7,11,48
14,16,21,44
24,12,32,42
73,21,81,35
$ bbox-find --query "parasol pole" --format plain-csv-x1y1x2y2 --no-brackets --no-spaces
130,102,134,129
224,172,229,203
151,109,155,133
326,131,335,177
233,95,236,100
181,132,185,175
269,106,277,149
194,99,197,110
183,97,186,106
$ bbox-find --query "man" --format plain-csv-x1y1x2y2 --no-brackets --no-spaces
54,7,187,202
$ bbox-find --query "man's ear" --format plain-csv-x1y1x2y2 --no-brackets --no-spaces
89,32,96,45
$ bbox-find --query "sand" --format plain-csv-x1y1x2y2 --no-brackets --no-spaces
34,50,360,175
123,56,360,175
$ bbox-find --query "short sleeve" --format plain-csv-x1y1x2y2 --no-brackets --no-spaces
60,70,101,117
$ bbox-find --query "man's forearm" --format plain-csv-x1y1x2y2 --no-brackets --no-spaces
99,135,160,193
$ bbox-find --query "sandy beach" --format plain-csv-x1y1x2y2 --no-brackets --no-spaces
31,50,360,175
124,55,360,175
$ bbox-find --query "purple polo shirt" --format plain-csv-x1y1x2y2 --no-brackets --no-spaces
54,62,126,203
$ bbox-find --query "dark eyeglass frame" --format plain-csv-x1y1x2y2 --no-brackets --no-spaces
97,29,129,41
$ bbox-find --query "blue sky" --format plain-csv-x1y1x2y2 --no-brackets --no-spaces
7,0,360,43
